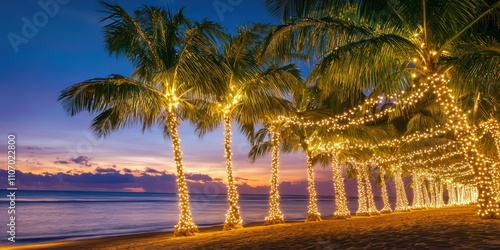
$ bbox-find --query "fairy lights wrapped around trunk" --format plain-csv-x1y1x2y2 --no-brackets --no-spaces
264,127,285,225
331,151,351,219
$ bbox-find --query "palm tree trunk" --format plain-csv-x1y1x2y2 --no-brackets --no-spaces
394,166,411,212
355,164,370,216
447,183,455,206
265,129,285,225
422,180,430,208
433,77,499,218
331,152,350,219
379,167,392,214
305,151,321,222
491,165,500,203
222,114,243,230
437,180,444,208
168,112,199,237
430,180,437,208
458,185,464,205
432,179,439,208
363,165,380,215
412,173,423,210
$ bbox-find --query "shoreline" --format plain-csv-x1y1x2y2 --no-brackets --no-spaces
3,205,500,249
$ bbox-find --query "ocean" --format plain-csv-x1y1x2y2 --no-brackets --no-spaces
0,190,397,244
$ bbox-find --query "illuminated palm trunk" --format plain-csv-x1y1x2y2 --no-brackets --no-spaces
422,180,430,208
429,179,436,208
491,165,500,203
432,75,499,218
331,152,350,219
265,129,285,225
488,120,500,203
379,167,393,214
437,180,445,208
394,166,410,212
222,114,243,230
435,180,443,208
447,183,456,206
458,185,464,205
363,165,380,215
412,173,424,210
355,163,370,216
356,164,379,215
168,111,199,236
305,151,321,222
486,119,500,158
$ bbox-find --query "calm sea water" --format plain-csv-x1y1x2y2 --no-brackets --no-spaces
0,190,397,244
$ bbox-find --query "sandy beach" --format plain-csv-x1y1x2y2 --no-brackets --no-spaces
4,205,500,250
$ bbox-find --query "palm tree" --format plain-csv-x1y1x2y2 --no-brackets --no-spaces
249,120,289,225
263,0,500,218
251,85,335,222
59,3,227,236
195,23,301,230
377,166,393,214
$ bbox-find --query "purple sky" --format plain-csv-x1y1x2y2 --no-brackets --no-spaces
0,0,389,196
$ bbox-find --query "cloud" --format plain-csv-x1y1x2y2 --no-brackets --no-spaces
95,167,119,174
54,155,92,166
71,156,91,166
54,160,71,164
144,167,164,175
122,168,132,173
25,159,42,165
235,177,258,182
186,173,212,182
0,170,412,198
235,177,249,182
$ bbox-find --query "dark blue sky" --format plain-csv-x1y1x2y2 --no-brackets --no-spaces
0,0,333,193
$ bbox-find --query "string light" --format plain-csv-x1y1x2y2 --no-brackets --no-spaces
373,141,458,165
431,74,500,218
266,72,498,219
265,127,285,225
273,82,430,133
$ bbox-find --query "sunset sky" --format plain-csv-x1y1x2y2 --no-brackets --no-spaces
0,0,373,196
